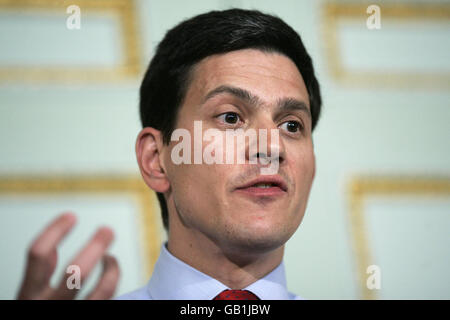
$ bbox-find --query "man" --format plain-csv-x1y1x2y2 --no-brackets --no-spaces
17,8,321,300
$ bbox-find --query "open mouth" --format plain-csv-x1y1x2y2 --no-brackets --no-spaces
235,176,287,197
251,183,280,188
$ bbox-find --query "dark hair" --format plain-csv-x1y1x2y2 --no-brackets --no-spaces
139,8,322,231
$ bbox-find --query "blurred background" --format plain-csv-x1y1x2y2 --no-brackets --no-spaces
0,0,449,299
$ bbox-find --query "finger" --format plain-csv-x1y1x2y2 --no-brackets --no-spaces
86,255,120,300
53,226,114,299
17,212,77,299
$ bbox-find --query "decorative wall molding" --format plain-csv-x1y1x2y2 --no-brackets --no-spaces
347,175,450,299
322,2,450,89
0,0,141,83
0,175,160,279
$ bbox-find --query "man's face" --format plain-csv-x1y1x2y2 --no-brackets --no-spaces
162,49,315,254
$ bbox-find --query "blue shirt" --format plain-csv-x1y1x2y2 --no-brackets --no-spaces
116,243,303,300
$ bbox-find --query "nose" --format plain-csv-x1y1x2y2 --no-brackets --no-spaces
247,120,286,167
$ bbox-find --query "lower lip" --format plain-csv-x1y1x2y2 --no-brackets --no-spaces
235,186,286,197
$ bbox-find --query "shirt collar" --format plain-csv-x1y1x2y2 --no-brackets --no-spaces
147,243,292,300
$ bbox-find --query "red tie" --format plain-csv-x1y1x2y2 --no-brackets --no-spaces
213,289,260,300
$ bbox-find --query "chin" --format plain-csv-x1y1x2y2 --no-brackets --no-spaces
224,220,293,254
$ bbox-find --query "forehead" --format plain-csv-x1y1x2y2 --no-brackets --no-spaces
184,49,310,110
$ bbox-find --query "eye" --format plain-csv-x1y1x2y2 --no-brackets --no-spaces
217,112,241,125
280,120,302,133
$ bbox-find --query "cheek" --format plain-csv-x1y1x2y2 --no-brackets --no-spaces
167,161,228,212
289,145,315,197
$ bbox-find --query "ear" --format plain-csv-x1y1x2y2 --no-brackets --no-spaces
136,127,170,193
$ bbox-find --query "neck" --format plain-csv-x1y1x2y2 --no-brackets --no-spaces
167,220,284,290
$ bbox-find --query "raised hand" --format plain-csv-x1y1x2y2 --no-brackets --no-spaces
17,212,120,300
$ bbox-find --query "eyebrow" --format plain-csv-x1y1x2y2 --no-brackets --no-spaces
202,85,311,119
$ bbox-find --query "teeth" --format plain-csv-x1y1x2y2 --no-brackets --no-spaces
254,183,274,188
